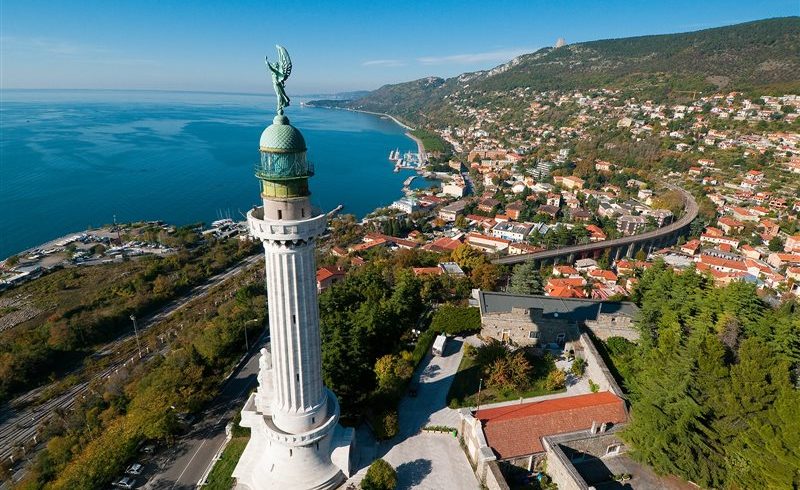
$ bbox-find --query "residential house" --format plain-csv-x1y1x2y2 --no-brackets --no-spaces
569,208,592,222
616,215,647,236
585,225,607,242
505,202,524,220
767,253,800,269
785,235,800,253
466,232,511,253
700,234,740,249
537,205,560,219
478,198,501,213
718,216,745,235
491,222,532,242
681,239,701,256
552,265,580,277
316,266,346,293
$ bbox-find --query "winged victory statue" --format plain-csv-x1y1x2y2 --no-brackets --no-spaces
266,45,292,115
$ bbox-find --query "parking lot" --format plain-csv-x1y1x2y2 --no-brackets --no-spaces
347,336,480,489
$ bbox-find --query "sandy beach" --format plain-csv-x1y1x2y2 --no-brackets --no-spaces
404,131,427,162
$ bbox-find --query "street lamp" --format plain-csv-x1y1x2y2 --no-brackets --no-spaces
129,315,143,358
244,318,261,351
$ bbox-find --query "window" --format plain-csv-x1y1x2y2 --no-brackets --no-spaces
528,331,540,339
289,449,293,457
606,444,621,456
277,209,283,220
301,208,305,218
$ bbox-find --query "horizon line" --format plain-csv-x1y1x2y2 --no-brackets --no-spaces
0,87,369,98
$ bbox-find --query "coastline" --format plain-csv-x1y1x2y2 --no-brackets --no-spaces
404,131,427,163
306,103,428,162
2,101,427,261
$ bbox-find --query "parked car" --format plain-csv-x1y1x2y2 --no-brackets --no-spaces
125,463,143,475
113,476,135,489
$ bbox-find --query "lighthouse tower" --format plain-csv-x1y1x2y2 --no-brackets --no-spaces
233,47,352,490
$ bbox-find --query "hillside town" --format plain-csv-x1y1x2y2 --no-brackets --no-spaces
301,92,798,306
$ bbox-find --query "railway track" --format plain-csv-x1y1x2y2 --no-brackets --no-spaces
0,253,260,479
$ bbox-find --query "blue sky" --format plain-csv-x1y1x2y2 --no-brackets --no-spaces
1,0,797,94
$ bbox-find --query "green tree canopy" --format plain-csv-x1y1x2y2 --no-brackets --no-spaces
361,458,397,490
508,260,543,295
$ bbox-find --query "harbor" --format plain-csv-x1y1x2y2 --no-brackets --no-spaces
388,146,427,172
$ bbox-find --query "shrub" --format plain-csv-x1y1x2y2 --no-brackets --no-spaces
487,352,531,390
370,410,398,440
412,329,438,366
429,305,481,335
571,357,586,377
362,458,397,490
589,379,600,393
475,339,507,366
463,343,476,359
544,369,566,391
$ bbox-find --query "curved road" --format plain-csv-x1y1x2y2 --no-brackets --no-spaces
493,184,698,266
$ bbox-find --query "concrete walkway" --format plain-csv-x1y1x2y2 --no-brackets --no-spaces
344,337,480,489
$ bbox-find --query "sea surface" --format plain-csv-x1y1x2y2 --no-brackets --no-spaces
0,90,437,258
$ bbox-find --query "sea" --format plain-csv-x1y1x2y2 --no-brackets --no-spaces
0,90,438,258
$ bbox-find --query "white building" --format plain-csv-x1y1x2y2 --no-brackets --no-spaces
390,196,420,214
491,222,532,242
442,175,468,197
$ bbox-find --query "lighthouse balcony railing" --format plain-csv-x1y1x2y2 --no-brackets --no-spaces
262,388,341,446
247,207,327,241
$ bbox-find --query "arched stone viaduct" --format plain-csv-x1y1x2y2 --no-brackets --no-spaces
492,185,699,268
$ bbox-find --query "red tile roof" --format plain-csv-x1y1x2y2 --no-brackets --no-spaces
423,236,463,253
316,266,345,283
412,267,442,277
479,392,627,459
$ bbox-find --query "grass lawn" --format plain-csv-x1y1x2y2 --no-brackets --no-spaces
446,349,565,408
202,436,250,490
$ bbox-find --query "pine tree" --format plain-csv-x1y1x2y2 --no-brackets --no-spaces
508,260,543,295
728,389,800,489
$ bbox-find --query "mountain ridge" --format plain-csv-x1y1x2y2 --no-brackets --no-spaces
311,17,800,126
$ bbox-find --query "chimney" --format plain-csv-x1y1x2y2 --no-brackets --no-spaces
600,422,608,433
590,421,598,434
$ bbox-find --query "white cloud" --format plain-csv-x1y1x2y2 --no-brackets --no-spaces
1,35,156,66
417,47,534,66
362,59,405,67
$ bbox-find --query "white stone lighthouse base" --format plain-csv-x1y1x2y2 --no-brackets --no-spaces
233,390,354,490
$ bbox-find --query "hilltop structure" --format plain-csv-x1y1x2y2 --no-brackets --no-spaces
233,46,352,490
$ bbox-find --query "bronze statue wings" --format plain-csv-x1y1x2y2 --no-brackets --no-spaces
276,45,292,81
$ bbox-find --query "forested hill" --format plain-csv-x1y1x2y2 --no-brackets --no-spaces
314,17,800,125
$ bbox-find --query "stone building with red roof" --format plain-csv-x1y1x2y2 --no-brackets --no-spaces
479,392,628,461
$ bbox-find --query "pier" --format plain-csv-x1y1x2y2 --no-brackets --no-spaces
401,175,417,193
